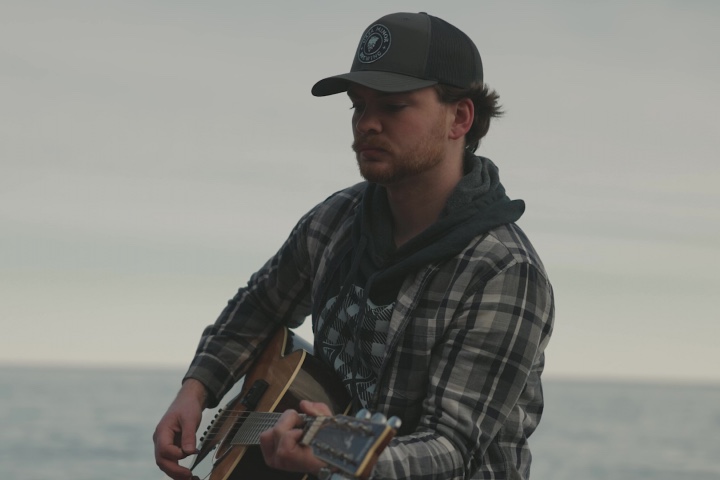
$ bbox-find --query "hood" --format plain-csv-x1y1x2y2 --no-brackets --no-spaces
354,153,525,301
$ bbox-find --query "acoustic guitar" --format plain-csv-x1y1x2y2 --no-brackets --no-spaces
186,327,400,480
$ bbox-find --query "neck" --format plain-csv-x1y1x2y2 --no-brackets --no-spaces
386,153,464,247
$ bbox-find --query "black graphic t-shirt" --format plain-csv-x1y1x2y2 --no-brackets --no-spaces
317,285,392,408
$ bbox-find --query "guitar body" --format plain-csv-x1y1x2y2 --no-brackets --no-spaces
194,327,351,480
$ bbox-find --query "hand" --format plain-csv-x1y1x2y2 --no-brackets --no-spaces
153,379,207,480
259,400,333,476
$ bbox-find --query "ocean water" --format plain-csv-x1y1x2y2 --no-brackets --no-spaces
1,366,719,480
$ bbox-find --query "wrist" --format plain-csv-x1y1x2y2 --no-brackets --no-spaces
180,378,209,409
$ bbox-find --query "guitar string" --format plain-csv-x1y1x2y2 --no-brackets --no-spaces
198,411,311,444
198,411,375,445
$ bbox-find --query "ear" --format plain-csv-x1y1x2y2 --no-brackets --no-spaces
448,98,474,141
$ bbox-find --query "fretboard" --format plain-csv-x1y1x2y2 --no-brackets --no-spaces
229,412,310,445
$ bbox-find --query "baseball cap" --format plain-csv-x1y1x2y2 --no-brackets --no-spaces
311,12,483,97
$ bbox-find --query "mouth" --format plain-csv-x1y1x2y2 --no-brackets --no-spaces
352,142,388,155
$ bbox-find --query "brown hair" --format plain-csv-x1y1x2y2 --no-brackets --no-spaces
434,83,504,153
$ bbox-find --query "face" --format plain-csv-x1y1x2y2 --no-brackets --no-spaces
348,85,453,185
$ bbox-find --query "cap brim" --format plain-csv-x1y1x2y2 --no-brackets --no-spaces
312,71,438,97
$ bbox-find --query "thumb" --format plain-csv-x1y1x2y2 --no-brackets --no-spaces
180,416,199,455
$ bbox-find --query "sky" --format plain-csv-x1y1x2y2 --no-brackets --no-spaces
1,1,718,384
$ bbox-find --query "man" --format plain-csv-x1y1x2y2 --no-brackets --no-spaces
154,12,554,480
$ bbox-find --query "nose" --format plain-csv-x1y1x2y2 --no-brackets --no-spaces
354,106,382,135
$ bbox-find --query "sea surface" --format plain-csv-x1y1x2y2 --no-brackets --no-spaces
1,365,719,480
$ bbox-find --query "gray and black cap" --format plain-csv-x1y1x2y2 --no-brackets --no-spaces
312,12,483,96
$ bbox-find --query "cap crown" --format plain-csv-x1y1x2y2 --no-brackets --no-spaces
350,12,482,88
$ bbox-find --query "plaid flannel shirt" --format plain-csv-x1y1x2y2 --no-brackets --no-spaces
185,182,555,480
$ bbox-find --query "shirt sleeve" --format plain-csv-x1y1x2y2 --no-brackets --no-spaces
371,260,555,479
182,209,317,407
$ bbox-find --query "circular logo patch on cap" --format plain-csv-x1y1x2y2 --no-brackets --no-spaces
357,24,391,64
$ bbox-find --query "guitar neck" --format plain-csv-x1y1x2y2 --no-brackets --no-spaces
225,411,306,445
216,410,395,479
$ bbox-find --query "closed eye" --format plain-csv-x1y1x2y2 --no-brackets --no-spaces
383,104,407,112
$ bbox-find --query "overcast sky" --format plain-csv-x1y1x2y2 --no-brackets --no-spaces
1,0,718,384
